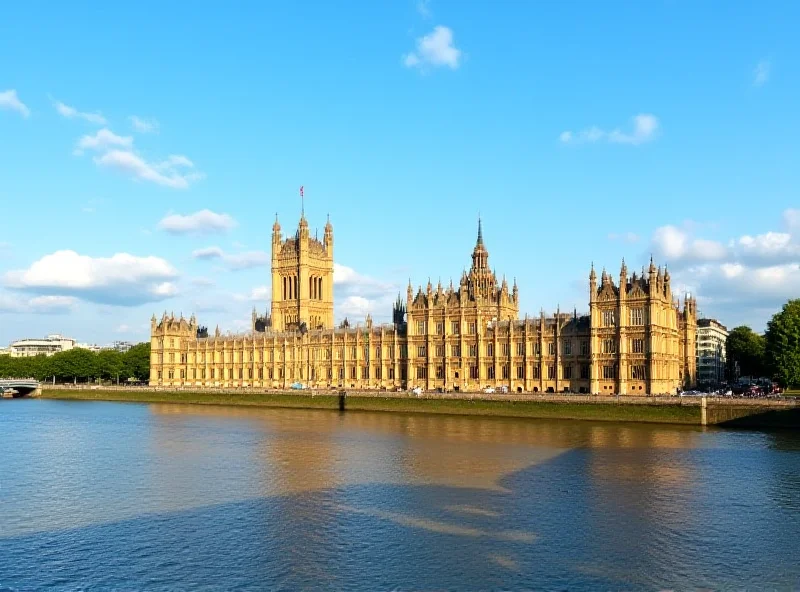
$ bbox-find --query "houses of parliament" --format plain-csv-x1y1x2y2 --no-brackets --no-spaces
150,213,697,395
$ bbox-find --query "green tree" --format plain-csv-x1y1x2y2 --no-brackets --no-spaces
765,299,800,388
726,325,766,379
97,349,125,383
123,342,151,381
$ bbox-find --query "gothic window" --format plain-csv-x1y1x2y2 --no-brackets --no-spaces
470,365,479,379
580,364,590,379
363,346,369,359
436,366,444,379
487,366,495,379
534,342,541,355
389,368,395,380
436,345,445,357
451,321,460,335
362,367,369,379
502,364,509,379
603,365,617,379
548,365,556,380
351,367,357,379
630,308,644,326
517,343,525,356
180,370,185,379
563,365,572,379
487,343,494,357
580,340,589,355
469,344,477,357
602,310,616,327
563,340,572,355
452,345,461,357
436,322,444,335
631,365,647,380
603,339,617,354
351,347,357,358
516,365,524,379
375,346,381,358
416,366,427,379
548,342,555,356
632,339,645,354
417,321,426,334
469,322,476,334
533,365,540,379
418,345,427,357
501,343,509,356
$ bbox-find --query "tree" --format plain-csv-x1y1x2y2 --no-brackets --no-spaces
726,325,766,379
123,342,151,381
765,299,800,388
97,349,124,382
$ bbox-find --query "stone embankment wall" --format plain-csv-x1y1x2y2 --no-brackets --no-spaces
44,384,798,409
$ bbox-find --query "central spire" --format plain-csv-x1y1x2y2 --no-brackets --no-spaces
471,216,489,271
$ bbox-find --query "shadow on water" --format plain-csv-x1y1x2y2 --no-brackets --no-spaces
2,448,800,591
2,401,800,591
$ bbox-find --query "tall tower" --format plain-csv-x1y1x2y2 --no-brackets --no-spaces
270,213,334,332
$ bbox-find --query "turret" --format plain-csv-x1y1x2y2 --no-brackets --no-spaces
589,262,597,302
272,213,281,244
324,214,333,249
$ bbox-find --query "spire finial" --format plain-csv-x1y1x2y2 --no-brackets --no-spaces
477,215,484,246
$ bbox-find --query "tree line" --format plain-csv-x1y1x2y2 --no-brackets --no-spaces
726,299,800,388
0,343,150,383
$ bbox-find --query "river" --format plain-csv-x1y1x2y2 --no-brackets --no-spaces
1,399,799,591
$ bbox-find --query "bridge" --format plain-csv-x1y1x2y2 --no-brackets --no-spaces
0,379,41,397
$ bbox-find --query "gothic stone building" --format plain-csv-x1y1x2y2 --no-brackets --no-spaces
150,215,697,395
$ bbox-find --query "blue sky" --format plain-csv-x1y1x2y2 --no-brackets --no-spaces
1,0,799,345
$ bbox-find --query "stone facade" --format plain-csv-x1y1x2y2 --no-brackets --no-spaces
150,215,697,395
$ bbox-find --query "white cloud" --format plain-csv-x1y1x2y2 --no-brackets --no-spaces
0,293,77,314
784,208,800,230
53,99,106,124
0,89,30,118
4,250,179,306
94,150,203,189
129,115,159,133
192,246,225,259
650,208,800,330
334,263,399,322
560,114,659,146
651,225,728,262
74,128,133,155
754,60,770,87
160,210,236,234
191,245,268,270
403,26,461,70
417,0,431,18
233,286,271,302
224,251,270,270
116,324,131,333
608,232,640,243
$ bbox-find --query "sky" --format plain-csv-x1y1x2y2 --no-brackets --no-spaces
1,0,799,346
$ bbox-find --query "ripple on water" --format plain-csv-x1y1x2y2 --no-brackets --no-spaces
1,400,799,591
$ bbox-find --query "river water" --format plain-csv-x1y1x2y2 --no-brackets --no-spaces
1,399,799,591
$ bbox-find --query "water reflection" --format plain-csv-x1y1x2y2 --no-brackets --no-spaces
1,400,799,591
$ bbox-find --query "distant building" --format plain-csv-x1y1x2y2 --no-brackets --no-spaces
696,318,728,384
76,343,102,354
107,341,134,353
7,334,77,357
0,346,11,356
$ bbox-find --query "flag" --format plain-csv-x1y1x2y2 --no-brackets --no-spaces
299,186,304,198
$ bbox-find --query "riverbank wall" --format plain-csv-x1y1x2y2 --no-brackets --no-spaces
37,386,800,427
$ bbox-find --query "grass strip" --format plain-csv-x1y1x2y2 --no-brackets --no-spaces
40,388,701,424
